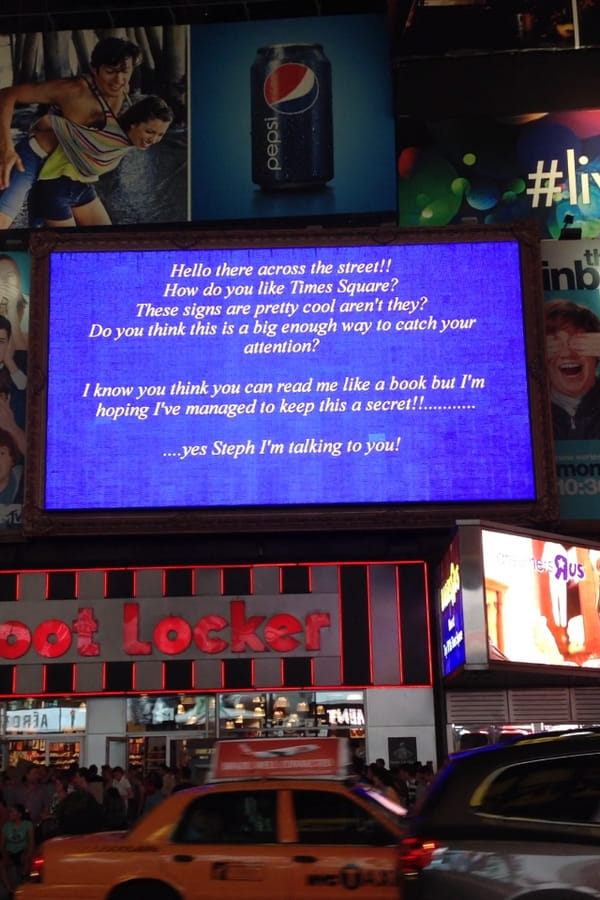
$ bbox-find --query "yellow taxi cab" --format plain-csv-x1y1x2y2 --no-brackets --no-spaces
16,737,406,900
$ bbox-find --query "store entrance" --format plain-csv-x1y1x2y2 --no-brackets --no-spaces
170,737,215,784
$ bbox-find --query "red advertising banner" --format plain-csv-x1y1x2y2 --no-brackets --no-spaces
208,737,350,780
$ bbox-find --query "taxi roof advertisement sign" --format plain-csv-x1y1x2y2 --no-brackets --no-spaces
208,737,350,780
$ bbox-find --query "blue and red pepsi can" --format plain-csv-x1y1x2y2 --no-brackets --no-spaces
251,43,333,191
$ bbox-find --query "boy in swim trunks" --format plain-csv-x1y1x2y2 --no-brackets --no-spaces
0,35,141,228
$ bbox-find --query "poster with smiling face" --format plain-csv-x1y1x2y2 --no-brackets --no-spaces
0,26,188,230
0,251,28,534
542,238,600,521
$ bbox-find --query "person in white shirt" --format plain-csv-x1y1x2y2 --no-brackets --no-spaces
111,766,133,813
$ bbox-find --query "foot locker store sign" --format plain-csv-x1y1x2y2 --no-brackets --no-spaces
0,596,338,663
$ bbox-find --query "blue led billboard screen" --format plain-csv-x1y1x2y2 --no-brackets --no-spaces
439,535,466,678
26,226,555,534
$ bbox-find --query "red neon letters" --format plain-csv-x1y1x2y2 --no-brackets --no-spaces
0,601,331,660
123,600,331,655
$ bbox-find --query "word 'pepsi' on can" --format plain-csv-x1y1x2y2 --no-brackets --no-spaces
251,43,333,191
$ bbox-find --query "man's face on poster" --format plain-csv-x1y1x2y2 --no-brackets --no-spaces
0,329,9,365
0,258,21,314
0,444,13,485
93,60,135,100
546,326,599,397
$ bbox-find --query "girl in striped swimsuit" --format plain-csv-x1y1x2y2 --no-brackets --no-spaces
32,89,173,227
0,36,145,228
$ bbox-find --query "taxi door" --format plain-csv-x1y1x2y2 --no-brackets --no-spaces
162,787,292,900
283,787,399,900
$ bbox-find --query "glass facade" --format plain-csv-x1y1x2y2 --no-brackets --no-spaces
125,690,365,781
0,698,86,767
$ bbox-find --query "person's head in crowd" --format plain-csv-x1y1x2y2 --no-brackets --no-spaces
145,770,163,792
53,772,71,797
7,802,27,822
71,767,90,791
22,763,40,785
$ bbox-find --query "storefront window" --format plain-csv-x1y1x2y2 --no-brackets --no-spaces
316,690,365,737
219,691,318,736
171,737,215,784
0,699,85,769
125,691,365,738
127,695,216,732
218,690,365,739
125,691,366,773
1,698,87,735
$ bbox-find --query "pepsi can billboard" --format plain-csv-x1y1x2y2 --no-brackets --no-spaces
251,43,333,190
191,14,395,221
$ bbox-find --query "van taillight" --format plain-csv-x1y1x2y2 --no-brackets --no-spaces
397,836,439,873
29,851,45,882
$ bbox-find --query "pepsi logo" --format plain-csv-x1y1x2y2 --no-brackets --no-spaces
264,63,319,115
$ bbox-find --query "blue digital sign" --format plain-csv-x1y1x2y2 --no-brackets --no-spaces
40,236,536,514
439,537,466,677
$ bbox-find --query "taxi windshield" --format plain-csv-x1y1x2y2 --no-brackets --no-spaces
351,783,407,825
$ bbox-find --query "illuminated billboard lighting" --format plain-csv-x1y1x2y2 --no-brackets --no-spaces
482,526,600,669
438,521,600,680
25,223,556,535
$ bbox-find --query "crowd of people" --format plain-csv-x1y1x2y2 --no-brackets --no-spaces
354,756,436,812
0,760,193,894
